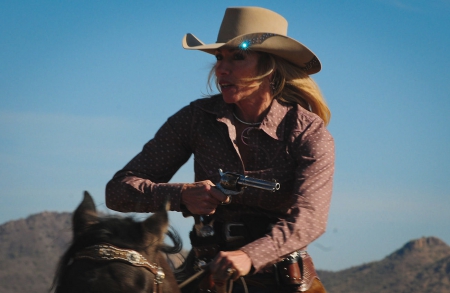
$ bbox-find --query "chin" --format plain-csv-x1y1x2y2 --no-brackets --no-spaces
221,94,240,104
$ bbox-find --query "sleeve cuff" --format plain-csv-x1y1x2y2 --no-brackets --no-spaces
152,183,185,212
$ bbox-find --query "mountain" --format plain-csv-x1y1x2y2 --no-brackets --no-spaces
0,212,72,293
319,236,450,293
0,212,449,293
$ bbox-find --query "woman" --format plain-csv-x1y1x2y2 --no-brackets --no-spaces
106,7,334,293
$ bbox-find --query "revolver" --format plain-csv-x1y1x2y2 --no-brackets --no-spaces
215,169,280,196
197,169,280,237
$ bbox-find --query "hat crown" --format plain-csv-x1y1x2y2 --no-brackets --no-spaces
216,7,288,43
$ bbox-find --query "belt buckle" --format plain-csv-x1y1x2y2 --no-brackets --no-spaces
223,222,245,242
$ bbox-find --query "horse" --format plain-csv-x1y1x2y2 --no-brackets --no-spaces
52,191,324,293
52,191,182,293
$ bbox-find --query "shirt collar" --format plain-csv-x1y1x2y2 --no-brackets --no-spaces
260,98,291,141
195,95,292,142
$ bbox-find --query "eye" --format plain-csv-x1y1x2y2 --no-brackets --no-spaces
215,54,223,61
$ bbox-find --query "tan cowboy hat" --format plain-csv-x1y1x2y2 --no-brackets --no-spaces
182,6,321,75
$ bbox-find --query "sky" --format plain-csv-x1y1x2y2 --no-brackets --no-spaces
1,0,449,272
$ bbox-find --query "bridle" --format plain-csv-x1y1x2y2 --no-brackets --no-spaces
74,243,247,293
74,244,165,293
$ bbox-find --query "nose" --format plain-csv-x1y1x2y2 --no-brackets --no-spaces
215,60,230,76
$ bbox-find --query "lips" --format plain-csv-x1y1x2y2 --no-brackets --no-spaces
219,81,235,91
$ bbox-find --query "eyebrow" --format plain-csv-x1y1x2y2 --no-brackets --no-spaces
215,48,238,53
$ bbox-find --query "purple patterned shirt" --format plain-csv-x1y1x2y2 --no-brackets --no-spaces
106,95,335,272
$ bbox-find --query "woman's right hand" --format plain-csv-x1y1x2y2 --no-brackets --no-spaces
181,180,230,215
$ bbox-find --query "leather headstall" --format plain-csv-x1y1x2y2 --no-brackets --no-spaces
74,244,165,293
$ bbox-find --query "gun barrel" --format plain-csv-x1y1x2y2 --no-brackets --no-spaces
218,169,280,193
238,176,280,192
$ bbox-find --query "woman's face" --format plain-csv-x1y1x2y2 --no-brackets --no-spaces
214,49,271,106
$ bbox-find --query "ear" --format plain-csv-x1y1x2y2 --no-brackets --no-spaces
72,191,99,237
142,201,170,244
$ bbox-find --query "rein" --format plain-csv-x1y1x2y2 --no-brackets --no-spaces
177,265,249,293
74,244,165,293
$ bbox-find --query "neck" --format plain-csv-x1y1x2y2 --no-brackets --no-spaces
231,82,274,122
234,98,272,124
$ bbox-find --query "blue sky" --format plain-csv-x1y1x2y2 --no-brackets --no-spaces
1,0,449,271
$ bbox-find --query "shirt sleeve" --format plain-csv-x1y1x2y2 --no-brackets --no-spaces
105,105,194,213
240,117,335,272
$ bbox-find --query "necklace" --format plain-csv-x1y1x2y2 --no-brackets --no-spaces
233,112,262,126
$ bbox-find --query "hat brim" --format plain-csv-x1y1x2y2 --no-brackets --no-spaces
182,33,321,75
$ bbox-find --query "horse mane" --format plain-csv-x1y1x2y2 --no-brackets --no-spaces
51,214,182,292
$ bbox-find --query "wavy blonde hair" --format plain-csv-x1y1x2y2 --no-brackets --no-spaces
209,52,331,125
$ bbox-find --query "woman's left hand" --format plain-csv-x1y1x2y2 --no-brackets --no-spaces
210,250,252,282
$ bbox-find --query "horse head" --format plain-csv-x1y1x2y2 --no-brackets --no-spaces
53,191,181,293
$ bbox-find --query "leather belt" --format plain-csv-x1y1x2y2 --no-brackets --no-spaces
223,222,246,242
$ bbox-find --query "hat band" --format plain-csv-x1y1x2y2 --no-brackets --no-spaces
233,33,278,50
299,56,320,72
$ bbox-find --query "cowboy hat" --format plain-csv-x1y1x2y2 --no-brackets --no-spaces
182,6,321,74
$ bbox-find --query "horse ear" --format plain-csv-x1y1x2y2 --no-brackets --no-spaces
72,191,99,237
142,201,170,244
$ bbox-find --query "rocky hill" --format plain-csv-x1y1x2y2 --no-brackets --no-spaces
319,237,450,293
0,212,72,293
0,212,449,293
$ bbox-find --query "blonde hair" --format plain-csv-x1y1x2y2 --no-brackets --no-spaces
208,52,331,125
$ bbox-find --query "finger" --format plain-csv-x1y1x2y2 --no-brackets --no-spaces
194,201,217,215
181,182,223,214
211,267,234,286
211,253,229,273
208,186,229,203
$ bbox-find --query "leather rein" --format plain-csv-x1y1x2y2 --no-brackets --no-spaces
74,244,165,293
